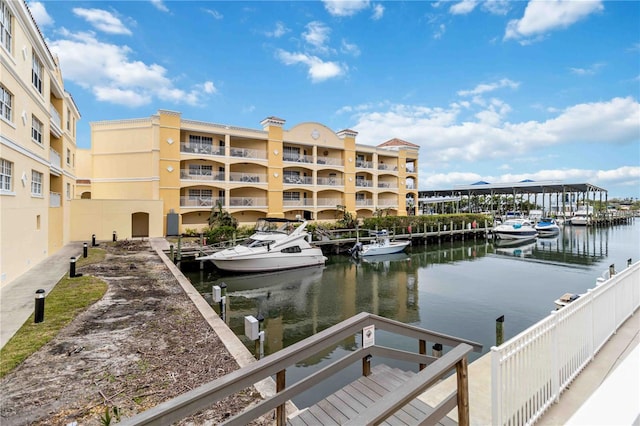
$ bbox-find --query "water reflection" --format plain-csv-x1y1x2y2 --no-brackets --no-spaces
185,221,638,360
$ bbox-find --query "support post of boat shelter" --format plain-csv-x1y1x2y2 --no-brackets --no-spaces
176,236,182,264
496,315,505,346
609,264,616,277
169,244,175,263
419,339,427,370
276,369,286,426
255,314,264,360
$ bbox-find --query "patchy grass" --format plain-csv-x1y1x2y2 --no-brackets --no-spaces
0,248,108,379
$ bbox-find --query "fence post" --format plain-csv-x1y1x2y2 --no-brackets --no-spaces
456,357,470,426
496,315,505,346
419,339,426,370
491,347,501,426
550,310,560,402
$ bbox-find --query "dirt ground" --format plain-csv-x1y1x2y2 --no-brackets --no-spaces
0,240,270,425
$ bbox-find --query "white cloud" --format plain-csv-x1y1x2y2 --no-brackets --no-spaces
433,23,446,40
72,8,132,35
569,63,605,76
323,0,371,17
505,0,604,43
266,22,289,38
458,79,520,97
303,21,332,53
26,2,53,27
276,50,345,83
346,97,639,168
372,4,384,20
449,1,478,15
204,9,223,20
49,30,214,107
482,0,511,15
341,39,360,56
150,0,169,13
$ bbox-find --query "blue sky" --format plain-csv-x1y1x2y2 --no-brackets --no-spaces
28,0,640,198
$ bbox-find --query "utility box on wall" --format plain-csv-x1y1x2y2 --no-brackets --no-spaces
166,211,179,236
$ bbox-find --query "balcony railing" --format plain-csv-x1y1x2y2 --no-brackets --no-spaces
316,157,343,166
317,177,343,186
229,172,266,183
49,148,61,168
180,196,224,208
317,198,343,207
230,148,267,160
49,105,62,137
283,176,313,185
283,199,314,207
378,182,398,189
356,199,374,207
229,197,267,208
378,163,398,171
180,142,225,156
355,179,373,188
378,199,398,207
283,154,313,163
356,160,373,169
180,169,225,181
49,192,61,208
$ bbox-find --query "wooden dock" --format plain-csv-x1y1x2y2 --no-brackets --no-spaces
288,364,456,426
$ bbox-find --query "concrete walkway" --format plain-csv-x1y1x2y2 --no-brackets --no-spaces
0,241,84,349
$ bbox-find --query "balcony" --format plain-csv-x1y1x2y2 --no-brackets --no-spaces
230,148,267,160
378,163,398,171
283,199,314,207
316,157,343,167
356,199,374,207
180,142,224,156
378,182,398,189
180,169,225,182
284,176,313,185
49,105,63,138
49,192,61,208
49,148,62,176
378,199,398,207
180,196,224,208
317,198,342,207
356,160,373,169
317,177,343,186
355,179,373,188
229,172,265,183
229,197,267,208
284,153,313,164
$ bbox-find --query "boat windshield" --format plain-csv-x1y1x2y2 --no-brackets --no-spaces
254,219,300,234
241,238,276,248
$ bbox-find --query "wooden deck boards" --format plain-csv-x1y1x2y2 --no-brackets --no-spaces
287,364,457,426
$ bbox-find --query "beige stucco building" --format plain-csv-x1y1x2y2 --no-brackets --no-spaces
1,0,80,286
80,110,419,235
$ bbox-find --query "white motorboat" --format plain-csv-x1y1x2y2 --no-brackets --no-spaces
534,217,561,237
349,230,410,257
197,218,327,272
570,208,592,226
492,219,538,241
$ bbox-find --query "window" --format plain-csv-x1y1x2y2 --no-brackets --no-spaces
31,115,43,144
66,182,71,199
283,146,300,161
0,83,12,122
0,158,12,192
31,170,43,196
66,148,71,165
32,51,43,93
0,0,12,53
283,191,300,201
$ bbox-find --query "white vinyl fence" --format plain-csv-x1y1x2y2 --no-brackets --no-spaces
491,259,640,426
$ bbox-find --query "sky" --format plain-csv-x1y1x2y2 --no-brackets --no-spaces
27,0,640,199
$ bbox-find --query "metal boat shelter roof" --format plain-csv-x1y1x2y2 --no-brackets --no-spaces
419,181,607,199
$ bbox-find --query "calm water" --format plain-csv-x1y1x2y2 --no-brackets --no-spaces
184,219,639,406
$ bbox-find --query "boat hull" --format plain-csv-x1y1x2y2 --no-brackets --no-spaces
492,230,538,240
210,250,327,273
361,241,410,256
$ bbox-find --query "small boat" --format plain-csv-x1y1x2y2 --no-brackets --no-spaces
535,218,561,237
570,208,592,226
554,292,580,309
492,219,538,241
349,230,410,257
197,218,327,273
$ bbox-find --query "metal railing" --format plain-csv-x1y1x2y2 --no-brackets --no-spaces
49,192,61,208
356,160,373,169
180,196,224,208
316,157,343,166
180,142,225,156
49,105,62,131
229,197,267,208
316,198,343,207
316,177,343,186
283,199,314,207
356,199,374,207
180,170,225,181
491,260,640,426
230,148,267,160
378,199,398,207
283,176,313,185
378,182,398,189
355,179,373,187
283,154,313,163
229,172,265,183
49,148,61,168
118,312,481,426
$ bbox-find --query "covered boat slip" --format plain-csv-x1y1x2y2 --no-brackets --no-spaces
118,312,482,425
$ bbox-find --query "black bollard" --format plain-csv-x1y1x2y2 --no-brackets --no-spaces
496,315,505,346
83,243,88,258
34,289,45,323
69,256,76,278
91,234,96,247
113,231,117,242
432,343,443,358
